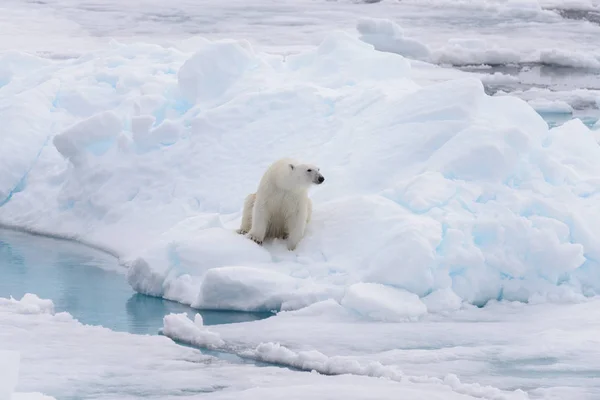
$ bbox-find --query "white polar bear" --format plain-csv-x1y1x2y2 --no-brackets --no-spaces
237,158,325,251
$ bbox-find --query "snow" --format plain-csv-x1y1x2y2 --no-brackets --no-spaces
527,99,574,114
340,283,428,322
497,87,600,111
352,16,600,71
2,0,600,397
3,0,600,71
162,312,225,349
161,309,530,400
0,350,56,400
0,294,55,315
190,297,600,399
539,48,600,70
357,17,431,60
1,293,531,400
0,351,19,400
52,111,122,166
1,28,600,316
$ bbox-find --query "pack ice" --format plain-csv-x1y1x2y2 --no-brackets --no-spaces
1,30,599,321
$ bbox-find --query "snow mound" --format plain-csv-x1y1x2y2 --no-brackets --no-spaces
161,312,225,348
539,48,600,70
422,288,464,313
0,294,54,315
126,225,272,300
1,32,600,320
357,17,431,60
432,38,522,66
177,39,256,103
53,111,122,166
197,267,299,312
479,72,520,85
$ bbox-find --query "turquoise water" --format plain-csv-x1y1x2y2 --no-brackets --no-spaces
0,229,272,336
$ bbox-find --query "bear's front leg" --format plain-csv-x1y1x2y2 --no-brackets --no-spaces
236,193,256,235
286,207,308,251
247,199,268,245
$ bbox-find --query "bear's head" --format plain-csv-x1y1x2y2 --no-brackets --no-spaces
288,162,325,189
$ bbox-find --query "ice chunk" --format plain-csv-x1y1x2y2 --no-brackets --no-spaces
0,294,54,315
133,118,181,151
479,72,520,85
196,266,301,312
130,115,156,142
432,38,522,66
177,39,256,103
53,111,122,165
380,171,457,214
539,48,600,70
286,31,411,87
340,283,427,322
127,227,272,302
422,288,463,313
356,17,431,60
161,312,225,349
364,220,441,297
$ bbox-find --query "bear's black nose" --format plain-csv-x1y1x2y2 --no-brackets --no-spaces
318,176,325,183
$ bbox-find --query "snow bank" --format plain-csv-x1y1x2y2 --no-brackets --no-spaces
1,31,600,320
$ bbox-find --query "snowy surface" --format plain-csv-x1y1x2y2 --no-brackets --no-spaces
2,29,599,313
2,0,600,398
163,297,600,399
0,350,19,400
2,0,600,68
0,348,56,400
2,294,530,400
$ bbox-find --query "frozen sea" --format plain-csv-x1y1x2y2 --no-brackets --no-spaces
2,0,600,399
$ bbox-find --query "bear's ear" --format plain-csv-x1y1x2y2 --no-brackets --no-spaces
289,164,295,170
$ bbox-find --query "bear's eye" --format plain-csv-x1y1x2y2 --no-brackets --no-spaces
307,169,312,172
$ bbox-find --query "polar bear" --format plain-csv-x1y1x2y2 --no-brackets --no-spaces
237,158,325,251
